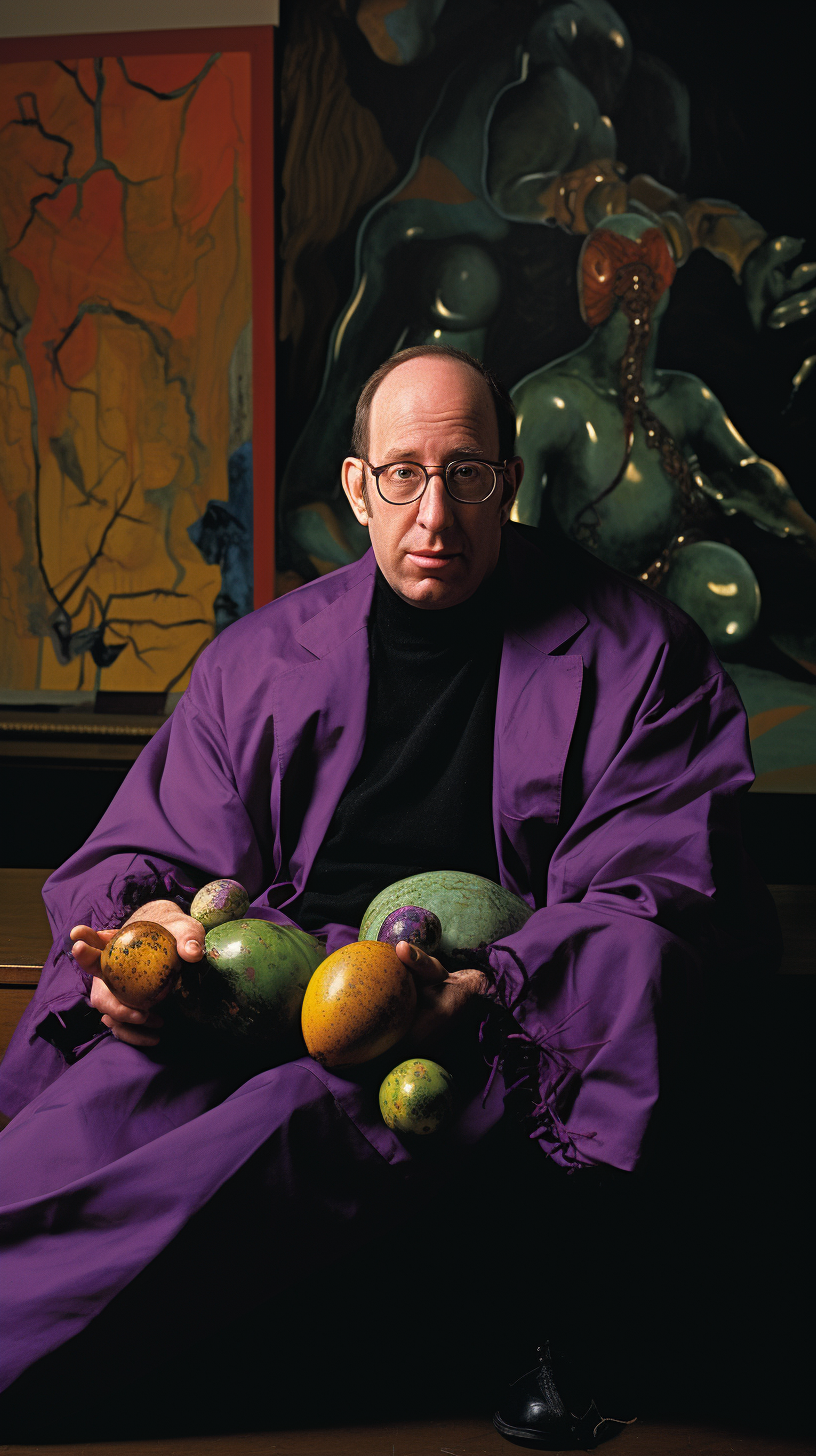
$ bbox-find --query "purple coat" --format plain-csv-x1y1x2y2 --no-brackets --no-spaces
0,527,776,1391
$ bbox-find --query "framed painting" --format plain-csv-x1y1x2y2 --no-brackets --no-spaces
0,25,274,709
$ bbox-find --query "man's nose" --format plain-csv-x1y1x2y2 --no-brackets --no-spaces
416,469,455,531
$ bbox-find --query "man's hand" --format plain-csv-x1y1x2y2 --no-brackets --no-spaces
395,940,488,1049
71,900,206,1048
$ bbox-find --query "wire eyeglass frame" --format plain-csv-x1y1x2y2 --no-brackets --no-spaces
360,456,509,505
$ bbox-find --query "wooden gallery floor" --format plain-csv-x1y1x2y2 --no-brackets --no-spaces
1,1415,813,1455
1,873,812,1456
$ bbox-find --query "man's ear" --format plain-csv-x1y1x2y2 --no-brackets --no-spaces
499,457,524,526
341,457,372,525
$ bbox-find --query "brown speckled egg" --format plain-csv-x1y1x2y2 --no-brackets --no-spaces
99,920,181,1010
301,940,416,1068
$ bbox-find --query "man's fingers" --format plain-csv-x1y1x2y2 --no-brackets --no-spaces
101,1015,161,1047
71,926,119,971
446,967,489,995
70,924,118,950
90,976,155,1025
71,939,102,972
95,969,164,1042
395,941,447,983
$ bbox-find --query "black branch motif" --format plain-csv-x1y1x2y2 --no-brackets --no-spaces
51,300,206,475
163,635,212,694
116,53,221,101
48,584,212,675
7,61,160,252
0,55,224,691
0,259,60,611
55,61,95,108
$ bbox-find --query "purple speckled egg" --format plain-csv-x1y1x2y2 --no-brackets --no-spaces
377,905,442,956
190,878,250,929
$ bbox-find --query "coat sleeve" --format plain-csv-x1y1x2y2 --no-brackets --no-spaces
0,657,296,1119
483,628,781,1174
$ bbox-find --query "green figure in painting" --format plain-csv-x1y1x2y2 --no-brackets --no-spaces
279,1,816,588
512,213,816,654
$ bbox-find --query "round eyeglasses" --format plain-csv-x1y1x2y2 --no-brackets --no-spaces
362,457,507,505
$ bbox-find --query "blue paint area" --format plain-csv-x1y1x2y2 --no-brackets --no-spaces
385,0,446,64
188,442,254,632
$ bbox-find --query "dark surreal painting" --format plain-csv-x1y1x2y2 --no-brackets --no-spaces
0,29,274,703
275,0,816,793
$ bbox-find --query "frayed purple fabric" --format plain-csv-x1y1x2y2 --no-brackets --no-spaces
0,527,779,1391
478,990,606,1169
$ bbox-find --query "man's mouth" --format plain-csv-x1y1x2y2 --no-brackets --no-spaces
404,550,461,569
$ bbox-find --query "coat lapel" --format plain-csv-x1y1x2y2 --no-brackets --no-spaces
493,531,587,904
269,558,376,902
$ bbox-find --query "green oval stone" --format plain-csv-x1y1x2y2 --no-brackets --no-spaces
360,871,531,967
176,918,324,1043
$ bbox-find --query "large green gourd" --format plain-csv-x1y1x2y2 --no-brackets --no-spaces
359,871,532,968
175,918,324,1044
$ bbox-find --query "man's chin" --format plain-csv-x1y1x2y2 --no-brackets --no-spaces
395,569,475,609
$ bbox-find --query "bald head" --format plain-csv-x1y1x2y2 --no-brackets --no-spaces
350,344,517,463
367,354,501,464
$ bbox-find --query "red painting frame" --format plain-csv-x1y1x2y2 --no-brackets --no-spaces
1,25,276,611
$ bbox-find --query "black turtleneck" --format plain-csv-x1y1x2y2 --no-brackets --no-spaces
297,560,506,932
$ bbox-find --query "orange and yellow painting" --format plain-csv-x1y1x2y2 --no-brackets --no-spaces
0,48,252,697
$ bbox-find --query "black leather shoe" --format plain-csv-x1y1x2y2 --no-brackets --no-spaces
493,1342,636,1450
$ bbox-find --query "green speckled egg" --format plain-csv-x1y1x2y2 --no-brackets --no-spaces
175,918,324,1044
379,1058,454,1136
360,871,532,969
190,878,250,928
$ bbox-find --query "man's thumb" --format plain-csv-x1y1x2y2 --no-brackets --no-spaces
167,914,206,961
396,939,446,983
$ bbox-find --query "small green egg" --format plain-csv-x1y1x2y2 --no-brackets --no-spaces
379,1058,454,1136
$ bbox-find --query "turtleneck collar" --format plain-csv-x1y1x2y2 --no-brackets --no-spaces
372,550,508,651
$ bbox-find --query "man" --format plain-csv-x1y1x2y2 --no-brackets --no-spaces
0,348,776,1446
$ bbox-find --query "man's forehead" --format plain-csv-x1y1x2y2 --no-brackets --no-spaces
368,357,497,446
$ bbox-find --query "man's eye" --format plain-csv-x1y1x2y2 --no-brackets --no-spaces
452,464,476,479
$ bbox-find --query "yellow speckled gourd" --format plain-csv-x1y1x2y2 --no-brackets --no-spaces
301,940,416,1068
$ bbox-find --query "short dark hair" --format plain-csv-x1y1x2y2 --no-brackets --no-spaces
350,345,518,461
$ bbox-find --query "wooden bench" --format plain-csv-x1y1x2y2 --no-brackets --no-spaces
0,868,53,1063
